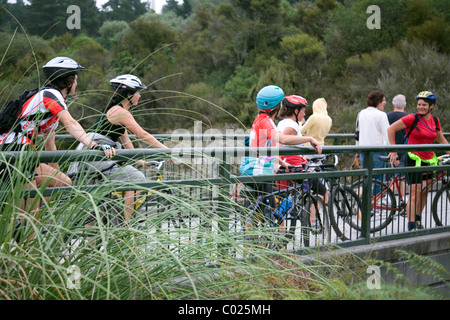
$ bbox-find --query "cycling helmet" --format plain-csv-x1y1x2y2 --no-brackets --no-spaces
42,57,84,81
282,95,309,109
416,91,436,104
256,85,284,110
110,74,147,92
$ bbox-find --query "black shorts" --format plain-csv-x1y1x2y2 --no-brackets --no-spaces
406,155,433,184
309,178,327,197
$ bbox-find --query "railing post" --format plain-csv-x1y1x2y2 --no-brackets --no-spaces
361,151,373,243
217,151,232,256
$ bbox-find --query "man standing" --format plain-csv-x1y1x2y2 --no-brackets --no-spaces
387,94,408,199
355,90,390,174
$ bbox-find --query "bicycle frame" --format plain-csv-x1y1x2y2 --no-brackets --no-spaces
371,156,448,213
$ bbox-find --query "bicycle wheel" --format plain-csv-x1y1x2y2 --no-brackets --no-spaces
432,183,450,226
270,197,299,250
292,194,326,248
351,179,397,233
310,195,330,246
328,184,362,241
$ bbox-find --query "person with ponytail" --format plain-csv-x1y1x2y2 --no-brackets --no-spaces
70,74,167,221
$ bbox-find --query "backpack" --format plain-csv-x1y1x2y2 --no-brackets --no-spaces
403,113,439,143
0,88,51,134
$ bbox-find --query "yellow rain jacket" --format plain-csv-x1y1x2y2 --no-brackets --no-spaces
300,98,333,146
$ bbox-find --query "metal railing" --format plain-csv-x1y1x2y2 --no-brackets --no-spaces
1,139,449,252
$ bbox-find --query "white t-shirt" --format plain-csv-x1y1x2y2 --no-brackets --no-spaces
277,118,304,147
356,107,390,146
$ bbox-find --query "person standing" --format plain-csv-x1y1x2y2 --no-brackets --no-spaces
355,90,390,183
300,98,332,146
240,85,322,177
388,91,449,231
387,94,408,200
277,95,327,229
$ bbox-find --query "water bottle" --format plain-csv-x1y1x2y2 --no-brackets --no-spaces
303,180,310,193
274,196,292,219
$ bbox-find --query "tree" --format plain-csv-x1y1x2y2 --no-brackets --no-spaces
98,20,130,49
68,0,103,36
103,0,148,22
178,0,192,19
26,0,68,37
111,18,178,76
163,0,180,14
323,0,407,68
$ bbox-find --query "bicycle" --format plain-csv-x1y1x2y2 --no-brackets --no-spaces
276,164,329,248
350,154,450,232
304,154,362,242
432,154,450,226
231,160,328,249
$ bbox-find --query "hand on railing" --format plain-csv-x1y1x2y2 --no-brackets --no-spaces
91,143,116,159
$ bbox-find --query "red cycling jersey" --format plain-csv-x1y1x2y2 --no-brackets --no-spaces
0,88,67,146
402,113,441,160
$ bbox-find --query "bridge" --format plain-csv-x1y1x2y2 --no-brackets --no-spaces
1,133,449,294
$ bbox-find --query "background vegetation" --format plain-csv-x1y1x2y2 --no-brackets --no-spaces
1,0,449,136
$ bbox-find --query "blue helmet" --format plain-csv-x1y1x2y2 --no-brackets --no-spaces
416,91,436,104
256,85,285,110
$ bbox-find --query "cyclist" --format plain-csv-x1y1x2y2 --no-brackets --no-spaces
70,74,168,221
240,85,322,178
239,85,322,227
277,95,327,229
0,57,115,188
387,91,449,231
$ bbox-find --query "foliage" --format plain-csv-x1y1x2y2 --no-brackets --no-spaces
98,20,130,49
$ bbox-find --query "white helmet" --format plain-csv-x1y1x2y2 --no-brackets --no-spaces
110,74,147,92
42,57,84,81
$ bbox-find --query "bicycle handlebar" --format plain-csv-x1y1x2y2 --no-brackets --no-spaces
143,160,169,171
437,154,450,165
277,154,337,174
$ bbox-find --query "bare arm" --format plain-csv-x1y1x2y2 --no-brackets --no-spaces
436,131,450,155
387,119,407,163
58,110,96,148
43,131,57,151
108,106,167,149
274,131,322,154
119,131,134,149
58,109,115,158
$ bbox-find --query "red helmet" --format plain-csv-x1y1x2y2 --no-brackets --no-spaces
282,95,309,109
